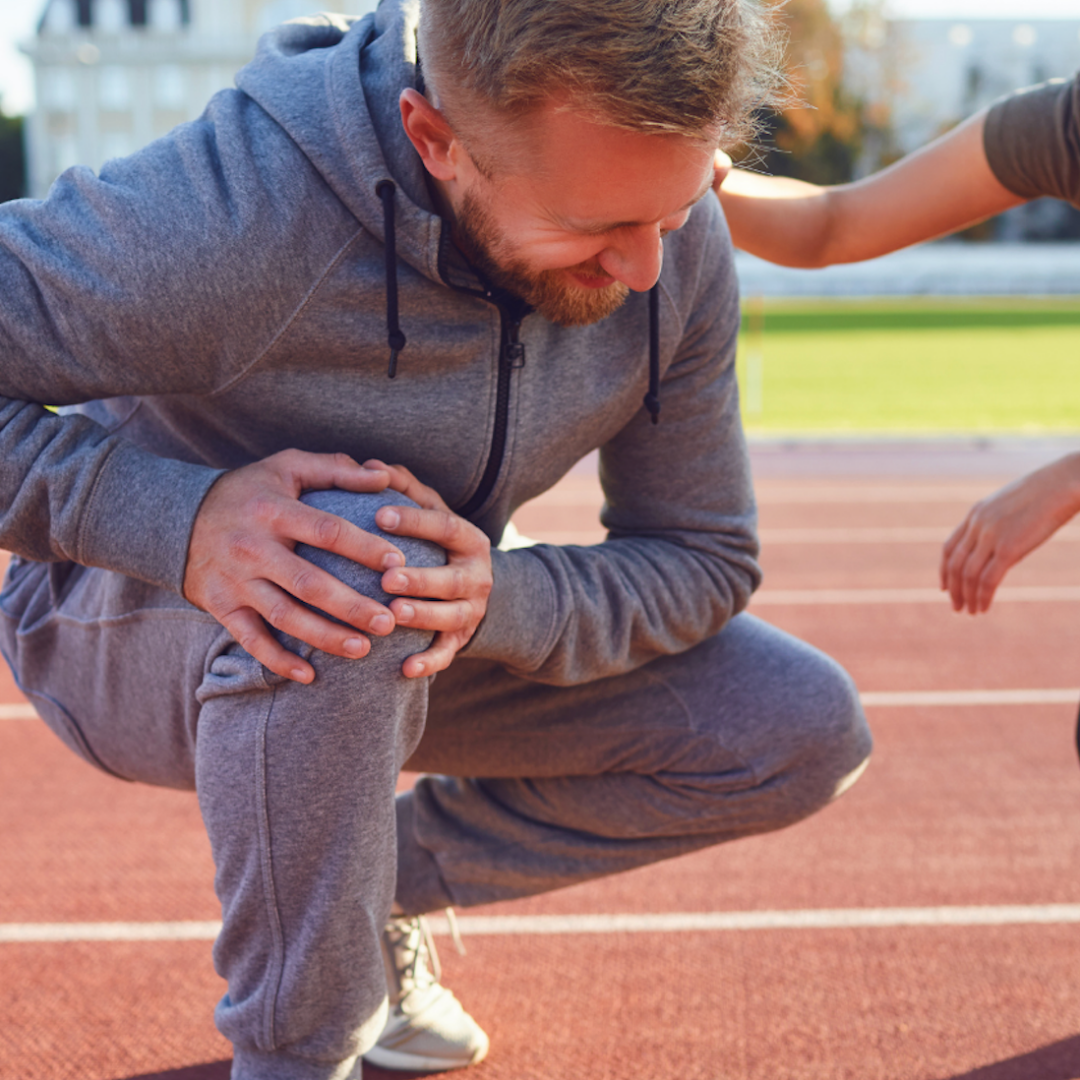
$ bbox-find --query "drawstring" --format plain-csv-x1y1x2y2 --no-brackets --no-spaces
376,179,407,378
644,283,661,425
376,175,661,423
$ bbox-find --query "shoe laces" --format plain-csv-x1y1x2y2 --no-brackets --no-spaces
383,910,467,1005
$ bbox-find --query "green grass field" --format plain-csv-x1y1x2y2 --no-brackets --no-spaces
735,297,1080,434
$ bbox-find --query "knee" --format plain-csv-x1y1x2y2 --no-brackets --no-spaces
773,654,872,823
295,488,447,604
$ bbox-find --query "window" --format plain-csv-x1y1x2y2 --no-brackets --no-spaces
148,0,183,31
98,66,131,110
95,0,129,32
44,0,77,34
45,69,78,111
154,65,186,110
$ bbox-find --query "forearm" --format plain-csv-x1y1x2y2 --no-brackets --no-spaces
0,398,222,591
720,111,1025,267
464,533,759,686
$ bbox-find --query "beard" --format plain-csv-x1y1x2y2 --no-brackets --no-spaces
452,189,630,328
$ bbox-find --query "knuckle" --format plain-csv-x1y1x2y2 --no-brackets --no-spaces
250,496,282,528
226,531,262,565
266,598,294,630
311,513,343,548
290,567,322,601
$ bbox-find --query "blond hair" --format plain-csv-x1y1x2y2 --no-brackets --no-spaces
418,0,785,150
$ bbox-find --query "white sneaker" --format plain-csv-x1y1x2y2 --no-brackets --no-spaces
363,914,490,1072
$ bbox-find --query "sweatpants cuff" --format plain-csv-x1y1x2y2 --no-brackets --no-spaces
395,791,455,915
231,1047,360,1080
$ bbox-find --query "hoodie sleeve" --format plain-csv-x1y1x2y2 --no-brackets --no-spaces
464,204,760,685
0,89,360,592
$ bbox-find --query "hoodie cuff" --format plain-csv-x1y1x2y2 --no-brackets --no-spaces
75,439,225,595
460,547,559,673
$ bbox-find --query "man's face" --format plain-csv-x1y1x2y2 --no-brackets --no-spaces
445,104,717,326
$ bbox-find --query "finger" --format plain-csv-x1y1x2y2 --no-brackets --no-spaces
712,149,733,192
940,522,968,590
383,562,470,602
270,553,396,635
286,503,406,571
943,524,981,611
363,459,448,512
402,632,463,679
975,552,1011,614
219,606,316,684
376,504,484,555
246,578,377,659
272,449,392,496
389,596,472,634
959,534,996,615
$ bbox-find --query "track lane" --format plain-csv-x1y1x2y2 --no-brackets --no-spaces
4,466,1080,1079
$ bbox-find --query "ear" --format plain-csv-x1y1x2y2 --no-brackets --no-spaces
399,88,460,181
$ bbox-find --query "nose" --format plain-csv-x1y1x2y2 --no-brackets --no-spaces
597,226,664,293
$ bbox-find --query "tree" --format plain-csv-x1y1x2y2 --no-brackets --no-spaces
0,110,26,203
743,0,890,185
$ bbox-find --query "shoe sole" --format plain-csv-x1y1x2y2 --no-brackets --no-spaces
362,1044,488,1072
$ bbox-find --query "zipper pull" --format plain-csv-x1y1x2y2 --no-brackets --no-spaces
506,322,526,369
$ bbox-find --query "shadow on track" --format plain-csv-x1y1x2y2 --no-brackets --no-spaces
943,1034,1080,1079
119,1062,439,1079
120,1065,230,1080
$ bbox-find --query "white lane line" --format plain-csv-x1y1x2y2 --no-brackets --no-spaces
429,906,1080,936
861,689,1080,707
751,585,1080,606
759,526,1080,545
511,528,1080,547
9,906,1080,943
3,688,1077,723
754,487,997,505
0,921,223,943
0,704,36,720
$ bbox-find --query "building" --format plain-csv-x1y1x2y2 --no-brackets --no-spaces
848,17,1080,157
20,0,377,198
845,16,1080,240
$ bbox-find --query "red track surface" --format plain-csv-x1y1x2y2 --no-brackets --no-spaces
4,452,1080,1080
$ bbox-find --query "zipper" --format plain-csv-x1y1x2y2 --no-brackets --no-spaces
457,298,528,518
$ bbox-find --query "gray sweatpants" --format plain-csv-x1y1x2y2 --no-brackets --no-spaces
0,489,871,1080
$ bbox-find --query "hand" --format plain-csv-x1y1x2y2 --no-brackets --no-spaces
365,460,493,679
940,453,1080,614
712,149,733,194
184,449,407,683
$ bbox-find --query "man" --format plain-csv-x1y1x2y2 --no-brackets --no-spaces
0,1,871,1077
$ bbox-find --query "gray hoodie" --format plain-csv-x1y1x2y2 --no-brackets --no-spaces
0,0,759,686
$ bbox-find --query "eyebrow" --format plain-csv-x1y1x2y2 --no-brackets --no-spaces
562,179,715,234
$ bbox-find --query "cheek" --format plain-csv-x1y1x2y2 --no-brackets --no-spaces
511,232,609,272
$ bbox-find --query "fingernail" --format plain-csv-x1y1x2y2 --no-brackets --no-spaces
383,551,404,569
380,509,401,530
387,573,407,592
292,668,312,683
399,603,415,622
370,614,393,635
345,636,369,656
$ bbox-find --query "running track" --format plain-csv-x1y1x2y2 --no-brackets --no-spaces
3,441,1080,1080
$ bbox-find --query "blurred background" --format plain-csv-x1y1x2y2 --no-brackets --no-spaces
0,0,1078,434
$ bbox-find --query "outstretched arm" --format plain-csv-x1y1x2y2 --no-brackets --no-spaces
715,109,1025,267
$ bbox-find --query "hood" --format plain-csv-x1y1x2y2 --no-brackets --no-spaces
235,0,665,420
235,0,443,286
